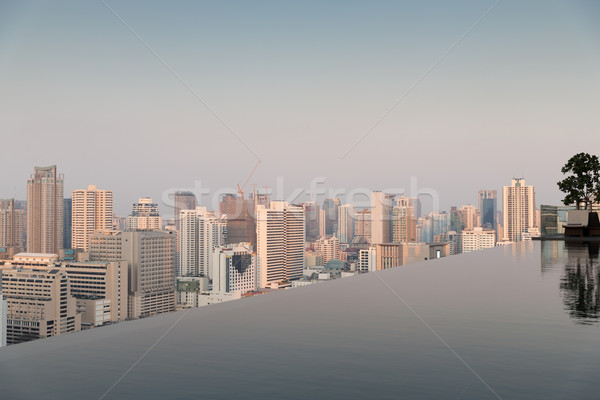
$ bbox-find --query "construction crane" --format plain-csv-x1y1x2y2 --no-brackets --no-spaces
237,160,261,200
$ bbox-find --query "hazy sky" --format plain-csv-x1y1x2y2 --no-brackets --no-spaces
1,1,599,216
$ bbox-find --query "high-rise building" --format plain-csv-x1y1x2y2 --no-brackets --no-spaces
212,243,257,294
461,227,496,253
337,204,355,243
503,178,536,242
459,205,480,231
63,198,72,249
354,209,371,241
256,201,305,289
371,192,393,244
127,198,162,231
0,199,25,254
315,236,340,264
26,165,64,253
89,230,176,319
478,190,497,230
71,185,114,251
220,194,256,246
0,265,81,344
323,198,341,236
303,202,321,242
174,191,197,224
319,209,327,238
179,208,227,278
392,197,417,243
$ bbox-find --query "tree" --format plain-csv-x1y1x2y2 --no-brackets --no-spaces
557,153,600,211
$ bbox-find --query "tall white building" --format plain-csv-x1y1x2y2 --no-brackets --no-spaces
461,227,496,253
71,185,114,251
127,198,162,231
256,201,305,289
503,178,536,242
371,192,393,244
27,165,64,254
89,230,176,319
337,204,355,243
358,245,377,273
179,207,227,278
212,243,257,294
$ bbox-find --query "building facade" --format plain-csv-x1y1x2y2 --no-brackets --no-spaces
337,204,355,244
0,199,25,254
26,165,64,254
503,178,536,242
71,185,114,251
179,208,227,277
212,243,257,294
461,227,496,253
371,192,393,244
256,201,305,289
127,198,162,231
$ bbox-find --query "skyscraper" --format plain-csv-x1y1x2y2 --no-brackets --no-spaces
302,202,320,242
220,194,256,246
0,199,25,254
371,192,393,244
63,198,72,249
256,201,305,289
90,230,176,319
26,165,64,253
503,178,536,242
392,197,417,243
337,204,355,243
127,198,162,230
179,208,227,277
355,209,371,241
174,191,197,224
323,198,341,236
71,185,114,251
478,190,497,230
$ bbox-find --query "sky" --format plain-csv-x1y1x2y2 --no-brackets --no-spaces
1,0,600,216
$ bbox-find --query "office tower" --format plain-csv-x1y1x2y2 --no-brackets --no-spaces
461,227,496,253
0,290,5,347
392,197,417,243
60,260,128,326
127,198,162,230
371,192,393,244
323,198,341,236
256,201,305,289
174,191,197,224
71,185,114,251
478,190,497,230
0,266,80,344
503,178,536,242
212,243,257,294
357,245,377,272
220,194,256,246
179,208,227,278
89,230,176,319
63,198,72,249
315,236,340,264
449,206,462,233
337,204,355,243
319,209,327,238
303,202,321,242
459,205,480,231
355,209,371,241
26,165,64,253
0,199,25,254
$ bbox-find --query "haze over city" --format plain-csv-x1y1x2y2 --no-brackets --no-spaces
2,1,600,215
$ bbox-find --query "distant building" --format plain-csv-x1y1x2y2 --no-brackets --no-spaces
26,165,64,254
176,276,209,308
323,198,341,236
315,236,340,264
503,178,536,242
63,198,72,249
461,227,496,253
337,204,355,244
256,201,305,289
0,291,5,347
127,198,162,231
212,243,257,294
459,205,480,231
354,209,371,241
89,230,176,319
0,265,81,345
434,231,462,255
478,190,497,230
371,192,393,244
376,242,449,270
392,197,417,243
220,194,256,246
179,208,227,278
358,245,377,272
174,191,197,225
302,202,321,242
0,199,25,255
71,185,114,251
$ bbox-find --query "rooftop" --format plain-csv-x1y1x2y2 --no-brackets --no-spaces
1,242,599,399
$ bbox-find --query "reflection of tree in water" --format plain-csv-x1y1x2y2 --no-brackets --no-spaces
561,242,600,325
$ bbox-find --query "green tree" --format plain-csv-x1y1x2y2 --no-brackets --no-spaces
557,153,600,211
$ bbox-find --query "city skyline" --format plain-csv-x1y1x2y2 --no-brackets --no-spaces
1,1,599,214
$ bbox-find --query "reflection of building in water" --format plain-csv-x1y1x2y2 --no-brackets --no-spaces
543,240,600,325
